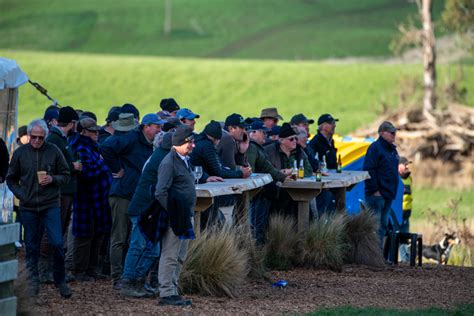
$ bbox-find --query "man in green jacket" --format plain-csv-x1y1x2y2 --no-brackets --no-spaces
247,119,289,244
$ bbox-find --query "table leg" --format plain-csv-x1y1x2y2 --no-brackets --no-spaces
297,201,310,234
194,197,214,238
334,188,346,213
194,213,201,238
235,191,250,229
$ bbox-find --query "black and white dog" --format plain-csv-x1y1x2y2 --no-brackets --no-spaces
422,233,460,264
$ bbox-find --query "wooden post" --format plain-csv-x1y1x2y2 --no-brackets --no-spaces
297,201,310,234
334,188,347,213
0,223,19,315
163,0,172,36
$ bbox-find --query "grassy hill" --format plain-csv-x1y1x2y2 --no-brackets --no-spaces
0,0,446,60
3,50,472,135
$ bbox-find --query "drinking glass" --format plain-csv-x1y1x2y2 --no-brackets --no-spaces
194,166,203,185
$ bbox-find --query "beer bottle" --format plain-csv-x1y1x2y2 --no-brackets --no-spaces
337,154,342,173
298,159,305,179
315,165,322,182
321,155,327,173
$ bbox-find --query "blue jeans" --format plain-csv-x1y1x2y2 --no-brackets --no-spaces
365,195,392,250
399,210,411,263
249,194,271,245
122,216,160,280
21,207,65,285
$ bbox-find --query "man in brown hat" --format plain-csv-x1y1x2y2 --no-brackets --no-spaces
260,107,283,130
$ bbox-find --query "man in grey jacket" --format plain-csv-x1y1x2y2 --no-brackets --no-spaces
155,125,195,306
7,119,72,298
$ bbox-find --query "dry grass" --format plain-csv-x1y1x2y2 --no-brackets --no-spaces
300,213,348,272
344,210,385,267
180,225,249,298
264,215,301,270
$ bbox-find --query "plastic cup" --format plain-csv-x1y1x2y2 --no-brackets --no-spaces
37,171,47,183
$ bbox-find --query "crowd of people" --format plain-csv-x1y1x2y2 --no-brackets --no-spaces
1,98,403,306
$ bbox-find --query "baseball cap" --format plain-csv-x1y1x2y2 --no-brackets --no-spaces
249,119,271,133
224,113,248,128
141,113,167,125
176,108,200,120
317,114,339,125
43,109,59,122
399,157,412,165
290,113,314,125
378,121,397,133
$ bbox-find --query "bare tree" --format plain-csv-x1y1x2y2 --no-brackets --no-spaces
419,0,436,113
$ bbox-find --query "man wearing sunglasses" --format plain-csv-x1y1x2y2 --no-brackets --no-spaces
363,121,400,250
7,119,72,299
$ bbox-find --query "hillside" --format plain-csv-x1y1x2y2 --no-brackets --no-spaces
0,0,445,60
3,50,473,135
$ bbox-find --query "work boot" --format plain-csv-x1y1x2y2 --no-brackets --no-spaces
136,278,155,297
158,295,192,306
56,282,72,299
120,279,150,298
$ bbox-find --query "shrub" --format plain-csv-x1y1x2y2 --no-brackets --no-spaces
180,225,249,298
264,215,301,270
344,210,385,267
235,227,268,280
301,213,348,272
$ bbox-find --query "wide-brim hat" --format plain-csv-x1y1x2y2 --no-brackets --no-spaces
260,107,283,120
112,113,139,132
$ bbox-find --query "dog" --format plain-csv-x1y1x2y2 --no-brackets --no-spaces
422,233,460,265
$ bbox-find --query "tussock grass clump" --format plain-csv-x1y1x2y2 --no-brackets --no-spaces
264,215,301,270
236,228,268,280
180,225,249,298
301,213,348,272
344,210,385,267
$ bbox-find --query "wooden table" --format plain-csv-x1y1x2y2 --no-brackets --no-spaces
194,173,272,235
278,170,370,233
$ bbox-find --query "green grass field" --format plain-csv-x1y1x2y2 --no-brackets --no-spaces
0,0,446,60
412,187,473,221
309,304,474,316
3,50,473,135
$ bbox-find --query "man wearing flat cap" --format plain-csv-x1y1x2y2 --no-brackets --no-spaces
363,121,400,250
155,125,196,306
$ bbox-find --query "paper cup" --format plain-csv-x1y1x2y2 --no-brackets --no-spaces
37,171,47,183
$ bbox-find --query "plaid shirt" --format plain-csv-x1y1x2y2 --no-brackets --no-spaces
70,134,112,237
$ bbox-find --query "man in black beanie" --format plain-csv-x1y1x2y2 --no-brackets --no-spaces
160,98,180,117
43,106,82,282
264,123,312,216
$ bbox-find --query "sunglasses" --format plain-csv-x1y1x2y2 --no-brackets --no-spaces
30,135,45,140
286,137,297,142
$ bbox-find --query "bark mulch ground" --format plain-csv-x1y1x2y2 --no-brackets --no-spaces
27,264,473,315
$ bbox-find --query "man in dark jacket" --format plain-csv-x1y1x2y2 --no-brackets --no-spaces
7,119,72,298
101,113,163,288
308,114,339,215
98,106,121,145
363,121,400,249
120,132,173,298
216,113,252,177
155,125,195,306
46,106,81,236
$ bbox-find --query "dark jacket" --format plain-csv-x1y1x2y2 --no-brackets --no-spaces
7,142,70,211
308,132,338,169
98,127,113,145
101,127,153,200
264,142,312,177
189,133,243,178
247,141,286,182
70,134,112,237
46,126,78,195
128,146,170,217
216,130,246,169
363,137,400,200
155,148,196,236
0,137,8,182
